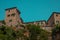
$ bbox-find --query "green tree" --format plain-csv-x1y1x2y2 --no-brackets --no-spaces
0,24,49,40
39,29,49,40
26,24,49,40
52,25,60,40
0,25,17,40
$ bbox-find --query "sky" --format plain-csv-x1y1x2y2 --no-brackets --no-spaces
0,0,60,22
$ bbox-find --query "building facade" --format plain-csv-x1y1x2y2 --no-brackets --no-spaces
24,20,46,27
47,12,60,27
0,7,60,40
5,7,23,27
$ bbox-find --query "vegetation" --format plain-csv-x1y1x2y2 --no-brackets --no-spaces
26,24,49,40
0,24,50,40
0,25,16,40
52,25,60,40
0,20,6,24
0,25,26,40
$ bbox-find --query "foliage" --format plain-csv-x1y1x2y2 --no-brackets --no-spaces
0,25,27,40
52,25,60,34
52,25,60,40
26,24,49,40
0,20,6,24
0,24,49,40
0,25,16,40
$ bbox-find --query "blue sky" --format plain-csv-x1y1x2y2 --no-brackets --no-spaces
0,0,60,22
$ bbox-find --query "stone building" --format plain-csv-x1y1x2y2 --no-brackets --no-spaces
24,20,46,27
0,7,60,40
5,7,23,29
47,12,60,27
47,12,60,40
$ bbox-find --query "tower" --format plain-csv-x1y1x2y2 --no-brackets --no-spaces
5,7,23,27
47,12,60,27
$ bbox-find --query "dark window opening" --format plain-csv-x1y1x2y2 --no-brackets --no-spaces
51,22,54,24
46,23,48,25
11,13,15,16
16,25,18,27
9,20,12,22
56,21,59,24
56,14,58,17
7,15,10,17
41,22,43,24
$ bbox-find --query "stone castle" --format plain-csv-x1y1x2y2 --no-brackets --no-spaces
5,7,23,27
0,7,60,31
0,7,60,40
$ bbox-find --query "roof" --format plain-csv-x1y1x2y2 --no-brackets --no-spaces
47,12,60,22
5,7,17,11
24,21,34,24
35,20,46,22
5,7,21,14
24,20,46,24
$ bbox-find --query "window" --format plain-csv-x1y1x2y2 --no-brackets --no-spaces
9,20,12,22
56,14,58,17
56,21,59,24
11,13,15,16
7,15,10,17
52,22,54,24
16,25,18,27
46,23,48,25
